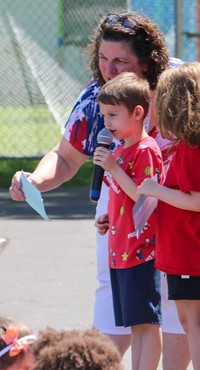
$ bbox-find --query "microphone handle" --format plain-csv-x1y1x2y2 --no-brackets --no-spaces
89,165,104,202
89,143,109,202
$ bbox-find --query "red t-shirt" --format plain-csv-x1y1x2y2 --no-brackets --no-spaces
155,142,200,276
108,136,164,269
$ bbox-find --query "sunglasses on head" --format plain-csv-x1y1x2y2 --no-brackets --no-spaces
103,14,136,30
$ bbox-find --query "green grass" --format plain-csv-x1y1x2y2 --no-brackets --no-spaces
0,158,94,188
0,106,62,157
0,105,94,188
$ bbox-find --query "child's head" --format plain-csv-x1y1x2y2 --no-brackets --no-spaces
0,316,36,370
98,71,150,116
156,62,200,147
32,327,122,370
97,72,150,141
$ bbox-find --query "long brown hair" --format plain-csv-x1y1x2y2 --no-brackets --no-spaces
156,62,200,147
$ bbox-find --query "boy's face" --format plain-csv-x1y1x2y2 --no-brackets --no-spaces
100,102,137,141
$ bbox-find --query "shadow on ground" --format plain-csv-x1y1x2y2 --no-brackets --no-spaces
0,187,96,220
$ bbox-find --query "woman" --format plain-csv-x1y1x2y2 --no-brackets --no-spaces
9,11,190,369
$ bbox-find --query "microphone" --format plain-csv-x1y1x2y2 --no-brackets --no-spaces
89,127,113,202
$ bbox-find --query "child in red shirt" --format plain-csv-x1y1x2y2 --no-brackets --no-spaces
93,71,164,370
137,62,200,370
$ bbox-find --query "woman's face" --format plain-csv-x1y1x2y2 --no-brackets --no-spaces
5,351,35,370
98,40,148,82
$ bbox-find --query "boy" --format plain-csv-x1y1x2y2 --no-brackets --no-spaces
93,71,164,370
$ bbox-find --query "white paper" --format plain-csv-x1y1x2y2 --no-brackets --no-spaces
20,170,49,220
133,175,158,238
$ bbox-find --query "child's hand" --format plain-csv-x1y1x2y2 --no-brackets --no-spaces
95,214,109,235
93,147,116,172
137,178,159,197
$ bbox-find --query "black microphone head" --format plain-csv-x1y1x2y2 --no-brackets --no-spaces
97,127,113,145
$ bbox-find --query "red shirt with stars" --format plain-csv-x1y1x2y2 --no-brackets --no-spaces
108,136,164,269
155,142,200,276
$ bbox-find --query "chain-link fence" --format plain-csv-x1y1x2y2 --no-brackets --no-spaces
0,0,199,158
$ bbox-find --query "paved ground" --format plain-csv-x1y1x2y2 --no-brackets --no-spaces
0,187,193,369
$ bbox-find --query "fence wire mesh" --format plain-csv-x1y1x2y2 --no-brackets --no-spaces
0,0,199,158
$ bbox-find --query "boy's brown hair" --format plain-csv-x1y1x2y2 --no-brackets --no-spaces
98,71,150,118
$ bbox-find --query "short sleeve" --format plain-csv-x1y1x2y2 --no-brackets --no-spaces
132,145,164,186
174,143,200,192
64,81,104,156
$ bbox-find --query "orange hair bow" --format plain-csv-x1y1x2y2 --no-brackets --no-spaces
1,327,29,357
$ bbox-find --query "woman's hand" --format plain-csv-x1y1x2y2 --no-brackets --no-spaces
9,171,31,201
95,213,109,235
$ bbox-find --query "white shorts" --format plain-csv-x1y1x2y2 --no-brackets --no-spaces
93,182,185,335
93,230,131,335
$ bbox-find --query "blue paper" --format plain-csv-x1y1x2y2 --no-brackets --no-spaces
20,170,49,220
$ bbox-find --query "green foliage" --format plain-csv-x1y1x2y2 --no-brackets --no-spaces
0,158,94,189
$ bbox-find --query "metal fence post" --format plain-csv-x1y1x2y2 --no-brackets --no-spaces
175,0,182,59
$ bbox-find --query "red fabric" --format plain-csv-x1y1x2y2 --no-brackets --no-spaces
155,142,200,276
149,126,179,171
108,136,164,269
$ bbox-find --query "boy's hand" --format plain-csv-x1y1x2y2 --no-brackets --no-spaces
95,213,109,235
93,147,116,172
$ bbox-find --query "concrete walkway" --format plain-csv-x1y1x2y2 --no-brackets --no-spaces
0,187,193,369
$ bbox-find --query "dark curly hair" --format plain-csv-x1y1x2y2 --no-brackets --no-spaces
85,11,169,90
32,327,122,370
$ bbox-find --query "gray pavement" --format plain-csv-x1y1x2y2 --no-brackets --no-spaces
0,187,193,370
0,186,97,331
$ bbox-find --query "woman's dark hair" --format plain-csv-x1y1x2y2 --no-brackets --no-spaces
85,11,169,90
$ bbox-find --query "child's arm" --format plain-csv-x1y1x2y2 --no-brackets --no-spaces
93,147,138,201
95,213,109,235
137,178,200,212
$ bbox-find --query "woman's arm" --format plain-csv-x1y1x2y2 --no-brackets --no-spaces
9,137,88,201
137,178,200,212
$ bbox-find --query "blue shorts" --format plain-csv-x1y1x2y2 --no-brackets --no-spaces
110,260,161,327
167,274,200,300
